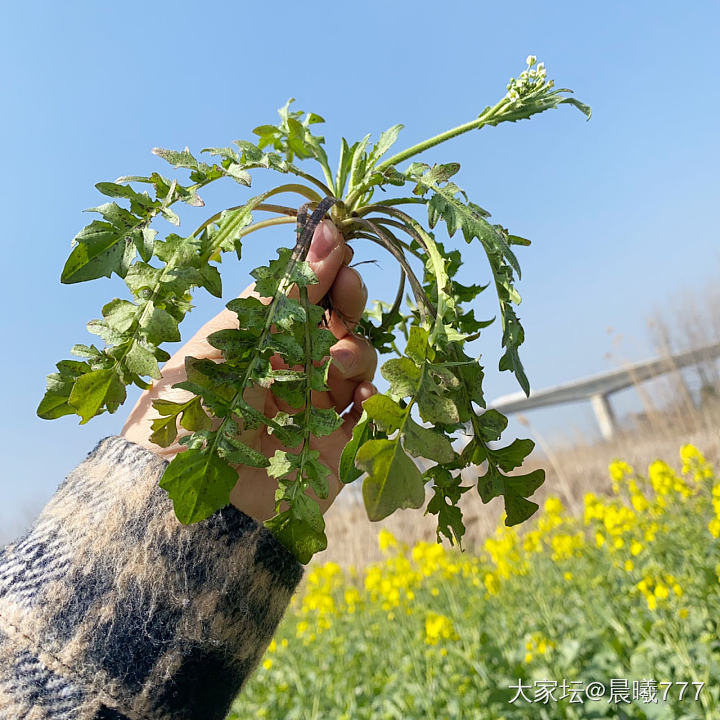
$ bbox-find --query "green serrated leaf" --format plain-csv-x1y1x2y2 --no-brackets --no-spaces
362,394,405,433
368,124,404,166
159,446,237,523
61,221,132,284
490,437,535,472
304,451,331,499
225,163,252,186
180,396,213,432
126,342,161,379
102,298,137,333
264,504,327,565
199,264,222,298
405,325,430,364
143,303,181,344
267,449,300,479
152,146,198,169
404,418,455,464
220,434,270,468
357,438,425,521
226,296,269,332
504,469,545,525
36,389,76,419
381,357,420,399
477,408,509,441
251,248,318,298
69,344,103,360
307,407,343,437
425,466,469,547
150,413,180,448
67,367,123,423
125,262,162,296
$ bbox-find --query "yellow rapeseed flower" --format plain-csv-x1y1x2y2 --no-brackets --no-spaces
631,492,650,513
550,532,584,562
523,631,555,662
378,528,398,553
544,497,564,515
609,460,634,493
680,444,714,480
649,460,691,498
484,572,500,595
424,612,457,645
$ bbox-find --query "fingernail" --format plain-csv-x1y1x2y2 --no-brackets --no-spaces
331,347,355,376
307,220,341,262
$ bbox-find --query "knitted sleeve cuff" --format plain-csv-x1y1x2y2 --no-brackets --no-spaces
0,435,303,720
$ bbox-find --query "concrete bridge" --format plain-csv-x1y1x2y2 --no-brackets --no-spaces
484,341,720,440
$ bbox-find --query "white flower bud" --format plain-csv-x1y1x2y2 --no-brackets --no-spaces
526,55,537,67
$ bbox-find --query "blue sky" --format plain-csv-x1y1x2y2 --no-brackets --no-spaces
1,1,718,540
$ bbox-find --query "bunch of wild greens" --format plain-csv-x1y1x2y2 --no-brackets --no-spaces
38,57,589,563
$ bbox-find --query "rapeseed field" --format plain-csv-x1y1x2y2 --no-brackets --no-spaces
230,445,720,719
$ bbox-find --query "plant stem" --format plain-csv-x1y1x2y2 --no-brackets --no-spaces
353,221,424,261
344,97,509,208
370,198,428,208
388,269,406,322
193,183,315,241
233,216,297,240
292,169,335,198
295,283,315,503
253,203,300,216
351,217,433,321
376,98,508,173
366,207,449,347
205,198,337,475
267,182,323,203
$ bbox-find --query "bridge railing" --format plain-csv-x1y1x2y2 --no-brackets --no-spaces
480,341,720,440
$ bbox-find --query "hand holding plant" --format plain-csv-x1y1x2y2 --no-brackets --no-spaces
38,57,590,563
121,219,378,525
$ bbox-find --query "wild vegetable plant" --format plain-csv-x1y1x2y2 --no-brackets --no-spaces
38,57,590,563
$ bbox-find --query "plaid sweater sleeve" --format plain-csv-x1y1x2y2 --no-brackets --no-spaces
0,435,303,720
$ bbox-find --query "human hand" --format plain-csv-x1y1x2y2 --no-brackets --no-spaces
121,220,377,523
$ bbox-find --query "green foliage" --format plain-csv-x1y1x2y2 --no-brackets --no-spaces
39,57,590,563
